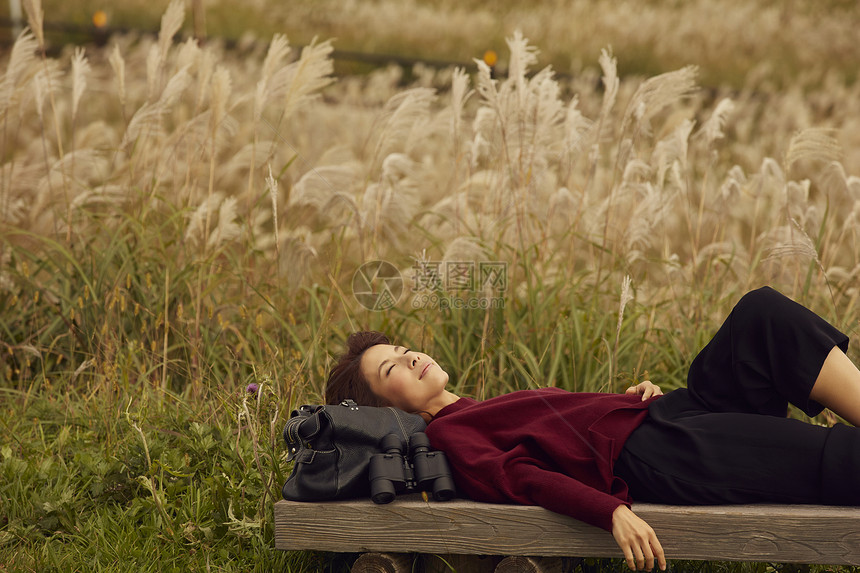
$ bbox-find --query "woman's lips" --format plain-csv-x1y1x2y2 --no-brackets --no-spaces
420,363,432,379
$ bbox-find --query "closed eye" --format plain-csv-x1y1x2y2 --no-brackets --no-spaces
385,347,410,377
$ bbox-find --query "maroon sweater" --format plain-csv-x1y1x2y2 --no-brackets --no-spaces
425,387,658,531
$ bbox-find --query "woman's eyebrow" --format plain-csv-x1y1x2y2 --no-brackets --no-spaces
377,346,404,379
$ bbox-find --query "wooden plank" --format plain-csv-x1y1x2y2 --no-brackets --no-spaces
274,497,860,565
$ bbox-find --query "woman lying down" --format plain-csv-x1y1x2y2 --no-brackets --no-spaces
325,287,860,571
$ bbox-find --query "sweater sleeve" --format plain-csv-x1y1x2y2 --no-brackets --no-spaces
497,457,627,532
433,431,628,532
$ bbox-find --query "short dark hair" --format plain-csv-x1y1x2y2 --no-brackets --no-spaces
325,331,391,406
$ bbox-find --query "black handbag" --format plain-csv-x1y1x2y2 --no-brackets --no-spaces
282,399,427,501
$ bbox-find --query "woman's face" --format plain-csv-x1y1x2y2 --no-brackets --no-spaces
360,344,449,412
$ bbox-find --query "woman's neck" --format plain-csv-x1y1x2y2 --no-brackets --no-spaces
422,390,460,422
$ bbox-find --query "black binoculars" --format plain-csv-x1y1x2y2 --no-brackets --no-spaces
368,432,456,504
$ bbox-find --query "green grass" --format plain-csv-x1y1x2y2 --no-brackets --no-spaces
0,385,303,571
0,220,849,571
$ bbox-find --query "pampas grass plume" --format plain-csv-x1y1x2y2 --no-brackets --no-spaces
1,30,38,111
266,163,279,259
622,65,698,136
598,47,619,121
159,0,185,63
507,30,539,102
786,128,842,170
22,0,43,51
208,196,241,250
262,34,291,82
372,88,435,164
108,44,126,112
210,66,232,134
698,98,735,146
282,37,334,120
450,67,472,138
763,219,820,264
71,47,90,123
146,45,160,101
32,67,47,121
255,34,291,122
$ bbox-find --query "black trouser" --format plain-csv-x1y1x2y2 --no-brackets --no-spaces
614,286,860,506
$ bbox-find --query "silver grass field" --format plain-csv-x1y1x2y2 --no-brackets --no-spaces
1,0,859,570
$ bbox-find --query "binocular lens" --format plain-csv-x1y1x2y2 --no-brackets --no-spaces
369,432,454,504
371,488,396,504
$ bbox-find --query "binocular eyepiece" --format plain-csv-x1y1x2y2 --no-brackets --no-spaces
369,432,455,504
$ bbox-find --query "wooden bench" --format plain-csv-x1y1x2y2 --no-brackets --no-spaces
274,497,860,572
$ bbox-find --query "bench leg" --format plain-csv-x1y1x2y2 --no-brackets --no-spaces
351,552,413,573
423,554,500,572
494,556,567,573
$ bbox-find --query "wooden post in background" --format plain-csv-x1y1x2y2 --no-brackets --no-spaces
9,0,22,38
191,0,206,42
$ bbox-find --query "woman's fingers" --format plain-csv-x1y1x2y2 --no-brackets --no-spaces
626,381,663,400
624,537,663,571
612,505,667,571
653,535,667,571
621,544,636,570
621,538,650,571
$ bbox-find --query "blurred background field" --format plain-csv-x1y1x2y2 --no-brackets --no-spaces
25,0,860,88
2,0,860,570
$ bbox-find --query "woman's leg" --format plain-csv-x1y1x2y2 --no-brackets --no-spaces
810,346,860,426
615,396,860,506
686,286,849,418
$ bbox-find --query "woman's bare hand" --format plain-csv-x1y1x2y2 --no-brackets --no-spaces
611,505,667,571
626,380,663,401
